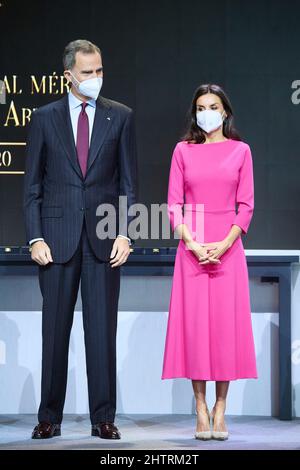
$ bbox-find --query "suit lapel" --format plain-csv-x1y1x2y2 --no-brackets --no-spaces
86,96,113,175
52,95,83,179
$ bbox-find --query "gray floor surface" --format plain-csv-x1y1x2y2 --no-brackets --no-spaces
0,414,299,450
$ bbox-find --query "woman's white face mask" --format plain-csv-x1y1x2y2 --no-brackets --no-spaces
196,109,226,133
69,71,103,100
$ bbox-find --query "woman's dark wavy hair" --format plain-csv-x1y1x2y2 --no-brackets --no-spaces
182,83,241,143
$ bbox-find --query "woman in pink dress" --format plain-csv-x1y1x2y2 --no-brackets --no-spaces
161,84,257,441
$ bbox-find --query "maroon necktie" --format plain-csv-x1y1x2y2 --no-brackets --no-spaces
76,102,89,178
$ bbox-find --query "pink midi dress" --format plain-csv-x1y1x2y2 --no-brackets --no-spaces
161,139,258,381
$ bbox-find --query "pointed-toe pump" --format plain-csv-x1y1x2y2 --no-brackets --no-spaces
194,406,212,440
210,409,229,440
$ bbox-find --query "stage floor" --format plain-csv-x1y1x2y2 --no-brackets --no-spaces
0,414,299,450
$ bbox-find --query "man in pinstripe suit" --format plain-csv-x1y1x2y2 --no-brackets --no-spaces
23,39,138,440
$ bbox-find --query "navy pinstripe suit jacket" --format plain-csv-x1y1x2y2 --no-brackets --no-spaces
23,94,138,263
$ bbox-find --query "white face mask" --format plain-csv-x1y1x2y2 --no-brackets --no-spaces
196,109,226,133
69,71,103,100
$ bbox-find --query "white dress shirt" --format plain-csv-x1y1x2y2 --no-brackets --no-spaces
29,89,131,246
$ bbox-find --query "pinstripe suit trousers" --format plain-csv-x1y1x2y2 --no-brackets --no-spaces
37,217,121,424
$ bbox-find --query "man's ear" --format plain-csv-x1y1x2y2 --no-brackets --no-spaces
64,70,71,85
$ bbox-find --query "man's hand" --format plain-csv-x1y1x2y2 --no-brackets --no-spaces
199,239,232,265
30,240,53,265
109,237,131,267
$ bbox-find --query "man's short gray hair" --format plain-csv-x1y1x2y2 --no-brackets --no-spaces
63,39,102,70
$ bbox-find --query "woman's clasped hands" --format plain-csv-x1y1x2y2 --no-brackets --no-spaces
185,239,232,265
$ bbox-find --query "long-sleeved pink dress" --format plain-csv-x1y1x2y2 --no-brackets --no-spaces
161,139,258,381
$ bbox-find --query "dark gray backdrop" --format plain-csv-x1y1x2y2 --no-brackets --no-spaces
0,0,299,248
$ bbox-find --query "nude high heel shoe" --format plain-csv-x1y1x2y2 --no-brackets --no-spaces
194,405,212,440
210,408,229,440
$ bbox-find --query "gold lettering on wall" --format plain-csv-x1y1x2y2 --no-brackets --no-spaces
0,73,70,174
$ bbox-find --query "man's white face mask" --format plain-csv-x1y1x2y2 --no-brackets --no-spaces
69,71,103,100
